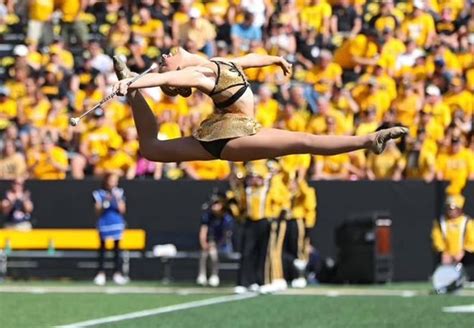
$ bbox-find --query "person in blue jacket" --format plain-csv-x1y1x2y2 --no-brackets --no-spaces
92,173,128,286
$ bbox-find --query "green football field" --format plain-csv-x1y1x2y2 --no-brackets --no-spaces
0,282,473,328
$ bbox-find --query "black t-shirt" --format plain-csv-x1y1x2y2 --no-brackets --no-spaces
332,5,359,32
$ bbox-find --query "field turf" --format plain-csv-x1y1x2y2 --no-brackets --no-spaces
0,282,473,328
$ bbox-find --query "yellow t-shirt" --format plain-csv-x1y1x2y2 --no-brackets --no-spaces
81,126,123,158
300,2,332,33
186,160,231,180
158,122,182,140
59,0,82,22
315,154,350,177
29,0,54,21
392,93,421,128
255,99,279,128
305,62,342,94
423,102,451,128
31,146,68,180
436,149,473,183
401,12,436,47
432,216,474,255
0,98,17,119
334,35,378,69
443,90,473,117
367,147,406,179
96,151,135,175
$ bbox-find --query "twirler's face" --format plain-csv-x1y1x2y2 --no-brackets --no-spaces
159,48,180,72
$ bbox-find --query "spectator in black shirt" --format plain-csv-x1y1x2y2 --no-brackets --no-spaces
1,178,34,231
330,0,361,38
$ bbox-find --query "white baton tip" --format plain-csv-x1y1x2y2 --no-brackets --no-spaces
69,117,79,126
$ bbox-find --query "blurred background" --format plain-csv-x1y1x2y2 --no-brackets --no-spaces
0,0,473,289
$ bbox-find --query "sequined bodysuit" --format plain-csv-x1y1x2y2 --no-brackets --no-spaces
193,60,261,158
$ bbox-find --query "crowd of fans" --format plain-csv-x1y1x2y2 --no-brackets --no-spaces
0,0,473,192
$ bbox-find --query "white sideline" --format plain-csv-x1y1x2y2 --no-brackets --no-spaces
56,293,256,327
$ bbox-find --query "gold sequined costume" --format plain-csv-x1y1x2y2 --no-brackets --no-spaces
193,60,261,153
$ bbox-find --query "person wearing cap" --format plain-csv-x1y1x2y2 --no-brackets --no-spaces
443,77,473,118
400,0,436,48
177,8,216,57
432,194,474,266
423,84,451,128
436,136,474,192
79,108,123,175
196,190,234,287
28,134,68,180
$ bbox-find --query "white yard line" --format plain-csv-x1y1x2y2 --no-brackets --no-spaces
56,293,256,328
443,304,474,313
0,285,233,295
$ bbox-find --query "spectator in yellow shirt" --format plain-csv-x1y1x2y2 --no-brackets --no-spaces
300,0,332,40
132,7,165,49
333,29,380,73
392,82,422,128
27,0,54,46
313,117,350,180
400,0,436,48
29,136,68,180
177,8,216,57
305,50,342,95
436,137,474,192
59,0,89,46
79,109,123,174
366,140,406,180
94,143,136,180
443,77,473,118
423,85,451,128
405,129,437,182
255,85,279,128
432,194,474,266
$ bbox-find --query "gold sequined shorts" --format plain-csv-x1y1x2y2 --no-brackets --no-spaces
192,113,261,158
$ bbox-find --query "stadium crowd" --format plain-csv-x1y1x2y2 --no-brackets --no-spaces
0,0,472,192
